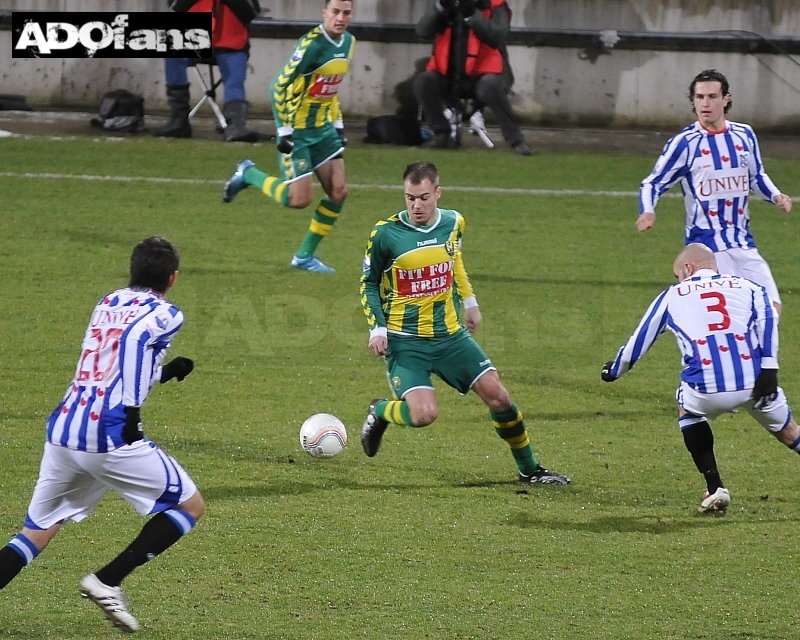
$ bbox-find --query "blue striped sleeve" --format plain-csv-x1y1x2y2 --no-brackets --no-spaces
611,288,671,378
740,124,780,202
639,132,690,214
753,284,778,364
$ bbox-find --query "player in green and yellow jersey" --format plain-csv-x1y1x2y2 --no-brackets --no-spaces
222,0,355,273
359,161,570,485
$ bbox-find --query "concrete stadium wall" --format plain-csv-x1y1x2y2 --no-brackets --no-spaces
1,0,799,130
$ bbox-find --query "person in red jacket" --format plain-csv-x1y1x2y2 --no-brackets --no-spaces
413,0,531,155
153,0,260,142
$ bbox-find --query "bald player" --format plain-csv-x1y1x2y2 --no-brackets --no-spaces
601,243,800,513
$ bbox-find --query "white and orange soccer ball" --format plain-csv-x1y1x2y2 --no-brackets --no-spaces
299,413,347,458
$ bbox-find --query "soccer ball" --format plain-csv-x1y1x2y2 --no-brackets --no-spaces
299,413,347,458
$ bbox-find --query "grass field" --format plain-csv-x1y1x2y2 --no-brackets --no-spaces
1,132,800,639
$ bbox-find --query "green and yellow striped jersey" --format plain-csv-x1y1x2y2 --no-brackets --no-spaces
360,209,476,338
271,26,355,131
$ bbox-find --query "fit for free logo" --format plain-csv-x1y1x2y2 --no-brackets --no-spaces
12,12,212,58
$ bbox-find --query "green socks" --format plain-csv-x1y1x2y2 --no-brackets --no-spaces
296,198,343,258
242,166,289,206
491,405,539,475
372,399,538,475
376,399,413,426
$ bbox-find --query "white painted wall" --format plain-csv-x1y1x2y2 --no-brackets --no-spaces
2,0,799,129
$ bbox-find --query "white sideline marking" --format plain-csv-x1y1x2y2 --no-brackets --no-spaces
351,184,655,198
0,171,659,198
0,171,215,186
0,172,795,201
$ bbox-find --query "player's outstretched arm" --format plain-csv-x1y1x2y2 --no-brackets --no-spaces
602,288,670,382
636,212,656,231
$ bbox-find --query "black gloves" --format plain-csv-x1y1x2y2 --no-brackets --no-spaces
601,361,617,382
459,0,477,17
336,127,348,147
437,0,457,13
277,134,294,154
161,356,194,383
752,368,778,409
122,406,144,444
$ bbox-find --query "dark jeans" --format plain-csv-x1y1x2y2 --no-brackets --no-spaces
412,71,524,147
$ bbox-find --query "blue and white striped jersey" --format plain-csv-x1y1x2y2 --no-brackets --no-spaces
46,288,183,453
639,120,782,251
609,269,778,394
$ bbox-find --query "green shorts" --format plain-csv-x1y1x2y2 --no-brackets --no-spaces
384,330,495,398
278,123,344,184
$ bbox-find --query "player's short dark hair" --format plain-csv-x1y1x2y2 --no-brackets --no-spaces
403,161,439,186
689,69,732,113
129,236,180,293
325,0,352,5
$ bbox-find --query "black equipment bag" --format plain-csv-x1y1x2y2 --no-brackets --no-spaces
0,94,32,111
91,89,145,133
364,114,423,146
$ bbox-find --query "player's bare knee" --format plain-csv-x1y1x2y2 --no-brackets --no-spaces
180,491,206,521
21,523,61,552
288,195,312,209
411,408,438,427
330,185,348,203
483,388,512,412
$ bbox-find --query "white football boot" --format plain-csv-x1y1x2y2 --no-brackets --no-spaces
80,573,139,633
698,487,731,514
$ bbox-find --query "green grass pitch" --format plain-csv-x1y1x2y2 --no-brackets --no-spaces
1,134,799,639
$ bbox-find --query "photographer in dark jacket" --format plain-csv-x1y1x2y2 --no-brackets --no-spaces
152,0,260,142
413,0,531,155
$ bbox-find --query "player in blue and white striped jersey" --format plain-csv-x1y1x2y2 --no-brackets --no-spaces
601,244,800,514
637,69,792,320
0,237,204,632
47,282,183,452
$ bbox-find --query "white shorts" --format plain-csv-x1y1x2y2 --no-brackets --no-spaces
714,247,781,305
677,381,792,433
25,440,197,530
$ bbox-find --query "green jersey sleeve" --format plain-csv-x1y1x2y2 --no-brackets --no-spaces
360,219,391,332
270,29,321,132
